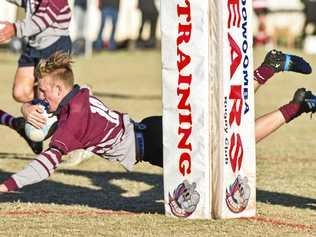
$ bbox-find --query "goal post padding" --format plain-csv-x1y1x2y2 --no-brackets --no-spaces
161,0,255,219
210,0,256,219
161,0,211,219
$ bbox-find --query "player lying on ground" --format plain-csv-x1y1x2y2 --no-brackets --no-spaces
0,48,310,156
0,50,315,192
0,0,72,154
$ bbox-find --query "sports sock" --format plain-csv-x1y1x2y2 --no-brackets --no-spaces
253,65,275,84
279,103,301,123
0,110,17,129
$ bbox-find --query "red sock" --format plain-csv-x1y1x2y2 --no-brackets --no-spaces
254,65,275,84
3,177,18,192
0,110,16,129
279,103,301,123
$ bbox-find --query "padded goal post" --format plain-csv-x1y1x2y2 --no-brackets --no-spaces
161,0,256,219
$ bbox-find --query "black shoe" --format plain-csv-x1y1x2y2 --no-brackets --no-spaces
292,88,316,114
13,117,43,154
262,49,312,74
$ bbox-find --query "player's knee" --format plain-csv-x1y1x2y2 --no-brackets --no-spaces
12,85,34,102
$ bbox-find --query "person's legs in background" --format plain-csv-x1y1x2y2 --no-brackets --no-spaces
74,6,86,40
137,11,146,46
93,7,107,51
256,88,316,142
107,7,118,50
72,6,87,56
147,12,158,48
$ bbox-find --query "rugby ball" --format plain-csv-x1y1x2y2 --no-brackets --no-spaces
25,102,58,142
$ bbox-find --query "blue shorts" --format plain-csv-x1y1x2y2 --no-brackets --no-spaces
18,36,72,68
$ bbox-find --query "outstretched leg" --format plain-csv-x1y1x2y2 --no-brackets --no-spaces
256,88,316,142
255,110,285,142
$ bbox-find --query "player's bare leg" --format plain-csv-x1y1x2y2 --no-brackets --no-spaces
13,67,36,103
256,88,316,142
255,110,285,142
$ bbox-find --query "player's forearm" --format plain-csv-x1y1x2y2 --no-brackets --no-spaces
1,148,62,191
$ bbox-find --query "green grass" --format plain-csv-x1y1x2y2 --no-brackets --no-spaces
0,48,315,236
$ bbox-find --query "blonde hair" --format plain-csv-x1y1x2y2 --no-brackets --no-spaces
35,51,74,87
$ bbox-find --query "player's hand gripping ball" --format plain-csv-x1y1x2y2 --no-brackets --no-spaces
25,100,58,142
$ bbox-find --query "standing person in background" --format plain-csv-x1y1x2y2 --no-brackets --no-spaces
72,0,88,56
253,0,270,46
0,0,72,154
74,0,87,40
93,0,120,51
301,0,316,41
136,0,159,49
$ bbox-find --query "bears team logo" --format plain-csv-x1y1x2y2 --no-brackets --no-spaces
168,180,200,218
225,175,251,213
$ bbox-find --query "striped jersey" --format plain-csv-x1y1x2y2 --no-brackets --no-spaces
4,87,136,191
7,0,71,49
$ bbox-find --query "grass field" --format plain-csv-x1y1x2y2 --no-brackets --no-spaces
0,47,315,237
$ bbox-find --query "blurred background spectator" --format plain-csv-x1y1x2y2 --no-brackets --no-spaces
72,0,88,56
136,0,159,49
300,0,316,54
252,0,305,49
93,0,120,51
301,0,316,39
253,0,270,46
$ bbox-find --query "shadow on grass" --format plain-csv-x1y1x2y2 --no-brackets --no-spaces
0,169,164,214
257,189,316,210
1,169,315,213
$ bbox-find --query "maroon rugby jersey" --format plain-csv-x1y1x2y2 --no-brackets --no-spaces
4,87,136,191
51,88,125,153
7,0,71,49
